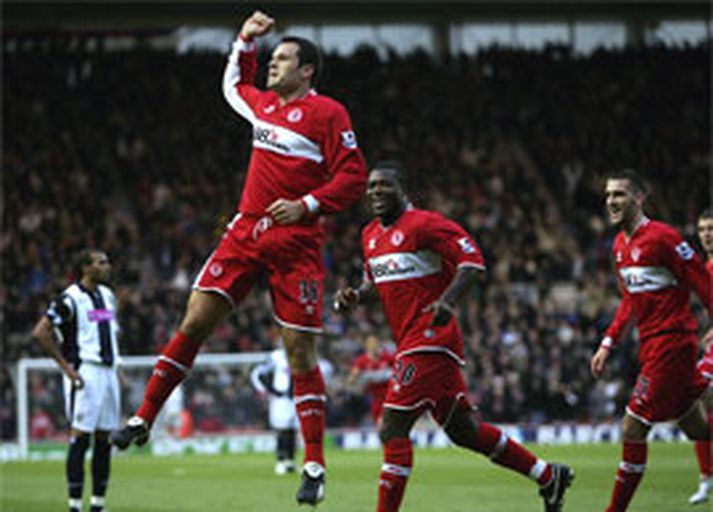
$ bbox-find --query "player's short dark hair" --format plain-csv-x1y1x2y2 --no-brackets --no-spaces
700,208,713,221
72,248,99,278
280,36,322,86
607,168,649,195
372,160,407,189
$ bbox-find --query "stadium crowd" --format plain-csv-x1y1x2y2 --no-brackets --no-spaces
3,32,710,439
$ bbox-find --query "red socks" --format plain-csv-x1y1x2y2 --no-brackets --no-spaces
695,441,712,478
377,438,413,512
694,412,713,478
469,423,552,486
605,441,647,512
136,331,201,424
293,366,326,467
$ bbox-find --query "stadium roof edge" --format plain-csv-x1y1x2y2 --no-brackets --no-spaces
4,1,710,30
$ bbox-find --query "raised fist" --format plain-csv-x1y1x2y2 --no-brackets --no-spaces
240,11,275,40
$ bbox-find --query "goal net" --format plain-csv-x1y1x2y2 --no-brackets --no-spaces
15,352,270,459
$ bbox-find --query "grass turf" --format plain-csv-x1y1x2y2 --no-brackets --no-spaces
0,442,700,511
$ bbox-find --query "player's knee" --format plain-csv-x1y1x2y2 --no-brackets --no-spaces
378,425,393,445
282,333,317,372
180,292,230,341
444,423,469,448
621,416,649,441
178,312,216,342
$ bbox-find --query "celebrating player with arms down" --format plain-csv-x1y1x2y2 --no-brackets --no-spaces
590,170,712,512
335,162,574,512
111,11,367,506
689,208,713,505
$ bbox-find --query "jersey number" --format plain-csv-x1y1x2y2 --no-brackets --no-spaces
393,360,417,387
299,280,319,304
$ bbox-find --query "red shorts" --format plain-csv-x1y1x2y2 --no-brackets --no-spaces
194,213,325,332
627,335,707,424
383,352,470,425
699,343,713,381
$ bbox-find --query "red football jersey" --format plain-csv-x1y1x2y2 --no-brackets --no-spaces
362,208,485,364
699,259,713,379
223,38,367,218
606,218,713,359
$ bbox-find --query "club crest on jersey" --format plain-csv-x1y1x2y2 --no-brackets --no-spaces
287,108,303,123
369,238,376,250
391,230,404,246
341,130,357,149
209,263,223,277
616,251,623,263
631,247,641,262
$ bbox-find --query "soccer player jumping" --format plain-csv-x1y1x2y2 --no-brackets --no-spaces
591,170,712,512
689,208,713,505
111,11,367,506
335,162,574,512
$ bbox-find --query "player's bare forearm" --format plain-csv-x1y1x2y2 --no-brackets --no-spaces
424,266,481,327
441,266,482,310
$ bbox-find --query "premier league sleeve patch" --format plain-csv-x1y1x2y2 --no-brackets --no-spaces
341,130,357,149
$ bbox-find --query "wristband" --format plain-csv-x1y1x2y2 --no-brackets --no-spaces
300,194,320,214
600,336,614,350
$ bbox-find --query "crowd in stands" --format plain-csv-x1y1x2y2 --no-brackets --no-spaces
3,32,710,439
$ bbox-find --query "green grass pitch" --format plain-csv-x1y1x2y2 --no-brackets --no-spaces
1,442,700,511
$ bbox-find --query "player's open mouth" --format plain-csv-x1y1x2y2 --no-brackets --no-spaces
372,198,386,209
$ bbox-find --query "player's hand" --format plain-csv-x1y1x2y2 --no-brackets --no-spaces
422,300,456,327
334,287,360,312
65,367,84,389
590,346,610,378
240,10,275,40
266,198,305,225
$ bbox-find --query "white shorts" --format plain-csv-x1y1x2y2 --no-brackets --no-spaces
63,362,120,432
269,396,298,431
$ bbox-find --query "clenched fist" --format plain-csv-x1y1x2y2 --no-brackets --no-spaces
240,10,275,41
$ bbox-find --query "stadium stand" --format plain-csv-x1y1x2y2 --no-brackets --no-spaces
3,32,710,438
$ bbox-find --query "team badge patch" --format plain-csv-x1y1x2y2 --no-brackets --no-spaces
287,108,303,123
209,263,223,277
631,247,641,262
391,230,404,246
